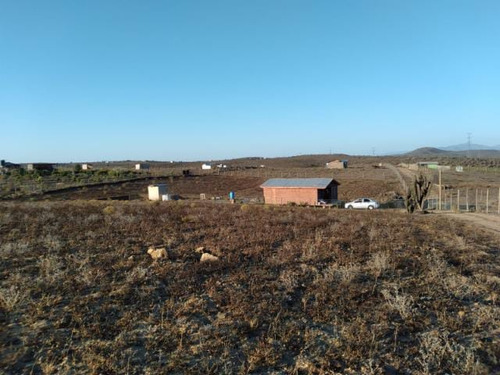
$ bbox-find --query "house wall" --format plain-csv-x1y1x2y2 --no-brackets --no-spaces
326,161,345,169
263,187,318,205
148,184,167,201
27,163,54,172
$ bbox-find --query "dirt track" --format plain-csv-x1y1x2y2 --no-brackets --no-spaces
442,212,500,237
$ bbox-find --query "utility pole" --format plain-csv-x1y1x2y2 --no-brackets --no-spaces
467,132,472,158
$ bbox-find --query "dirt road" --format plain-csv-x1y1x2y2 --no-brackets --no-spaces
441,212,500,237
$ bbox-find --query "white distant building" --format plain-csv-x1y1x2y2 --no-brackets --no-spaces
202,163,212,170
136,163,150,170
82,163,93,170
148,184,167,201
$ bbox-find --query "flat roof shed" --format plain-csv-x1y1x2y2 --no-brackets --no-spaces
261,178,339,205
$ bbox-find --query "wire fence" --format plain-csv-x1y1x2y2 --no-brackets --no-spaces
426,187,500,215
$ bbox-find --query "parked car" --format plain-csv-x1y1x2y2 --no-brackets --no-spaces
344,198,380,210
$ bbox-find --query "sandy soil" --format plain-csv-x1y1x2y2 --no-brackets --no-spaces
442,212,500,237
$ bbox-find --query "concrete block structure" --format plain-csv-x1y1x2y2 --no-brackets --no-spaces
136,163,150,170
326,160,348,169
148,184,167,201
27,163,54,172
261,178,339,205
82,164,93,170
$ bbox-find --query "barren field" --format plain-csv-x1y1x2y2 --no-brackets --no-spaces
1,201,499,374
32,175,266,202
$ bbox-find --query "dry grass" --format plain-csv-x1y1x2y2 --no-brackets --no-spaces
0,201,498,374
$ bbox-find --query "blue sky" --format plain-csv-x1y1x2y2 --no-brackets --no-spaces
1,0,499,162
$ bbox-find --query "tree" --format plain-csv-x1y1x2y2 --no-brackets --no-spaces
405,174,432,213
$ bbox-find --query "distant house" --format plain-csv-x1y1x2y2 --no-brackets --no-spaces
417,161,439,169
82,163,93,170
436,165,451,171
148,184,167,201
0,160,21,171
27,163,54,172
326,160,348,169
135,163,150,170
261,178,339,205
201,163,212,170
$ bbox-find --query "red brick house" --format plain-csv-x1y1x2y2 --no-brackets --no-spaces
261,178,339,205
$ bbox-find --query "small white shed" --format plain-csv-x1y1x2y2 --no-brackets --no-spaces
202,163,212,170
148,184,167,201
136,163,150,170
82,163,93,170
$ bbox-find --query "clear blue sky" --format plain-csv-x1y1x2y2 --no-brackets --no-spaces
1,0,499,162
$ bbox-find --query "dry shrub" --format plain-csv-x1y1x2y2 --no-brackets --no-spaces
0,286,28,312
417,330,483,374
102,205,115,215
381,286,415,321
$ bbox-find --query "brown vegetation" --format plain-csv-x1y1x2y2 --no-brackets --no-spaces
0,201,498,374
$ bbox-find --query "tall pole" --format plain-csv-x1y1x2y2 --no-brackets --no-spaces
475,189,478,212
438,169,442,210
457,190,460,212
486,188,489,214
498,187,500,215
466,189,469,212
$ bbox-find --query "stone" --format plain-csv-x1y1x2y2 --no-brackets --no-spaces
200,253,218,262
147,247,168,260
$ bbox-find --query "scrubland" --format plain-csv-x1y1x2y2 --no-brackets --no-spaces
0,201,498,374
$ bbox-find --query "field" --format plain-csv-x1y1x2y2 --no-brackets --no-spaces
3,154,500,204
1,201,499,374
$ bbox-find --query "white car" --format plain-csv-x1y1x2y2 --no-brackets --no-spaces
345,198,380,210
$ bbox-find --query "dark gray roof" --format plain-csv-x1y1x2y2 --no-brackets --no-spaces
261,178,338,189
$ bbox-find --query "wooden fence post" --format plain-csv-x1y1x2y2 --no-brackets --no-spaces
466,189,469,212
475,189,478,212
438,169,442,210
457,190,460,212
486,188,489,214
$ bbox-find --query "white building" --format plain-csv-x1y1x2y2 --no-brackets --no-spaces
202,163,212,170
148,184,167,201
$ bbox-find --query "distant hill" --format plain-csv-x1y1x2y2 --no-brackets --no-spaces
404,147,449,156
439,143,500,152
404,147,500,158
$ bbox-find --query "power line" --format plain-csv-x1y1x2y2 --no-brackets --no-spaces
467,132,472,158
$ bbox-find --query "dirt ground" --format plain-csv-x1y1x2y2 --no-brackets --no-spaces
21,172,401,203
30,175,266,201
442,213,500,237
1,202,498,373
